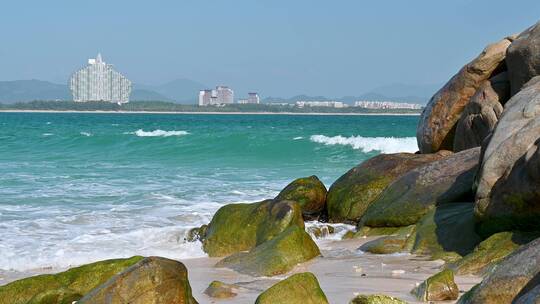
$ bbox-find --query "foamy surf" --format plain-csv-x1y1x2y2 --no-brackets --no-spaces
310,135,418,153
130,129,189,137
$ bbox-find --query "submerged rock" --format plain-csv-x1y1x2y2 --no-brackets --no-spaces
457,237,540,304
0,256,143,304
450,231,535,275
255,272,329,304
411,203,481,261
78,257,198,304
360,148,480,228
307,225,335,239
412,269,459,301
349,294,407,304
185,224,208,242
417,36,513,153
216,226,320,277
275,175,327,220
507,21,540,94
203,199,304,257
326,152,450,223
359,225,416,254
475,76,540,235
453,72,509,152
204,280,238,299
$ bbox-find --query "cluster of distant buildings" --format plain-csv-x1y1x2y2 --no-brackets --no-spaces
198,87,260,106
67,54,422,110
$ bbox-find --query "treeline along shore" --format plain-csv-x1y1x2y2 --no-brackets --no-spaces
0,100,422,115
3,20,540,304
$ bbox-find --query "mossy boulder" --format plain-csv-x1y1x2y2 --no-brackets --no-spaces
203,281,238,299
457,237,540,304
216,226,320,277
185,224,208,242
307,225,335,239
411,203,482,262
0,256,143,304
360,148,480,228
255,272,329,304
203,199,304,257
449,231,536,275
326,152,450,223
349,294,408,304
412,269,459,301
359,225,416,254
276,175,327,220
78,257,198,304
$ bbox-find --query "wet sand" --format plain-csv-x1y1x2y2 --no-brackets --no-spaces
0,237,480,303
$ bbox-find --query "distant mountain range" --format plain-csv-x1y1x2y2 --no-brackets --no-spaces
0,79,439,105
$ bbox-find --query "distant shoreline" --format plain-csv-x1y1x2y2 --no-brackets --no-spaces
0,109,421,116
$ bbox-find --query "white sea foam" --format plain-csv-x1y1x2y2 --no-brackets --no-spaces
42,133,54,136
310,135,418,153
131,129,189,137
80,132,92,137
293,136,304,140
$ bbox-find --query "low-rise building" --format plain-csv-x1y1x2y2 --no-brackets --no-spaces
295,101,346,108
354,100,422,109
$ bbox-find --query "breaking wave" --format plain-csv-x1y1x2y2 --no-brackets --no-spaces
131,129,189,137
310,135,418,153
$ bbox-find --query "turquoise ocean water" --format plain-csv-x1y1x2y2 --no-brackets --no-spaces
0,113,418,272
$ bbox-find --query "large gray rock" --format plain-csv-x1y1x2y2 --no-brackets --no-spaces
78,257,199,304
457,237,540,304
417,37,513,153
360,148,480,228
475,76,540,235
507,21,540,95
326,151,451,223
453,72,509,152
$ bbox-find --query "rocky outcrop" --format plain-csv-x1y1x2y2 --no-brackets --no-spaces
78,257,198,304
453,72,509,151
507,21,540,95
458,237,540,304
255,272,329,304
475,76,540,235
203,199,304,257
275,175,327,220
417,36,513,153
326,152,451,223
185,224,207,242
360,148,480,228
349,294,407,304
204,281,238,299
216,226,320,277
359,225,416,254
411,203,481,261
515,285,540,304
449,231,535,275
0,256,143,304
412,269,459,301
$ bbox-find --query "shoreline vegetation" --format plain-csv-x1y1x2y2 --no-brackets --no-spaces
0,100,422,115
3,20,540,304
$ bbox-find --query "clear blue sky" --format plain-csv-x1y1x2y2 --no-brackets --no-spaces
1,0,539,97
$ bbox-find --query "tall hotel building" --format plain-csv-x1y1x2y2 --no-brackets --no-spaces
69,53,132,103
199,86,234,106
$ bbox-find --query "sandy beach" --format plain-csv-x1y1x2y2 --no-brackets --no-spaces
0,236,480,304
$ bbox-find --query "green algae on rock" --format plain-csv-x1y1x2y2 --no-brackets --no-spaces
204,281,238,299
215,225,320,277
449,231,536,275
0,256,143,304
411,203,481,262
255,272,329,304
203,199,304,257
360,148,480,228
326,152,450,223
349,294,408,304
275,175,327,220
77,257,198,304
185,224,208,242
359,225,416,254
412,269,459,301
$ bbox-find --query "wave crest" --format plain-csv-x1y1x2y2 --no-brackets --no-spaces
310,135,418,153
132,129,189,137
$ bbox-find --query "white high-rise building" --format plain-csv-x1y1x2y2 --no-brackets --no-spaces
247,92,260,104
198,86,235,106
69,53,131,103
